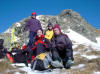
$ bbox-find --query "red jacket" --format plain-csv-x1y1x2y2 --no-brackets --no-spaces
32,35,51,55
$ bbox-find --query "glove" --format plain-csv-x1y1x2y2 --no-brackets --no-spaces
32,46,36,50
65,57,72,69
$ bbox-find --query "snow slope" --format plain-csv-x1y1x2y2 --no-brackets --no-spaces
13,29,100,74
96,37,100,46
67,29,100,51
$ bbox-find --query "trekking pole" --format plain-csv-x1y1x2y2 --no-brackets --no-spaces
32,55,40,71
32,58,37,71
23,30,29,46
23,32,26,46
8,29,12,52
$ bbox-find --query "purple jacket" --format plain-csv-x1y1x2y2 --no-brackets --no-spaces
25,18,42,32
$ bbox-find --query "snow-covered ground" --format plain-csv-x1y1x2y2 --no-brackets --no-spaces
15,22,21,27
71,64,85,69
4,29,12,33
4,22,21,34
11,29,99,74
67,29,92,44
81,55,100,60
67,29,100,51
94,72,100,74
15,36,20,42
96,37,100,46
1,29,100,74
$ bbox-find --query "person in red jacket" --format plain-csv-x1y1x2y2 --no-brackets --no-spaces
32,28,51,56
22,28,51,62
30,29,52,70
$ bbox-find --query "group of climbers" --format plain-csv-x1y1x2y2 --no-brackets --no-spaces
0,12,74,71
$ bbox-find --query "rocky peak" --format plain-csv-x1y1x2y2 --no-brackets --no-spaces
1,9,100,47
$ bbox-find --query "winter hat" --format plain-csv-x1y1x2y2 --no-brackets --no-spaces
36,28,43,33
32,12,36,16
53,24,61,31
47,22,53,27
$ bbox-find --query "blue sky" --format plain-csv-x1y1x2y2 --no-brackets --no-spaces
0,0,100,33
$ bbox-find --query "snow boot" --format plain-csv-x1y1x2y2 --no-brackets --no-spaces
51,60,64,68
65,59,72,69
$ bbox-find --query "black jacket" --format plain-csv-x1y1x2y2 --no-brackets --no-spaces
51,33,74,60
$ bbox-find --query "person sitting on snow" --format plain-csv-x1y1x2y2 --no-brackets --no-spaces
51,24,74,69
45,22,54,42
31,29,52,71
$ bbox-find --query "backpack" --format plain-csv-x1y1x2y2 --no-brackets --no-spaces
7,49,28,66
13,53,27,63
0,50,5,59
31,52,52,71
0,39,4,50
0,39,6,59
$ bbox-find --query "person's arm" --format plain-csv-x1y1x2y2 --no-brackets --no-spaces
51,37,56,48
32,38,36,49
65,36,74,60
44,30,47,36
25,20,30,31
45,39,51,48
37,20,42,29
56,43,65,48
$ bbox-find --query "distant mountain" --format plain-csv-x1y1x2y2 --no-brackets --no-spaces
1,9,100,47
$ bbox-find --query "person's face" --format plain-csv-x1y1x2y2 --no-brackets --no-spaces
54,28,61,35
37,30,43,37
48,25,53,30
31,15,36,19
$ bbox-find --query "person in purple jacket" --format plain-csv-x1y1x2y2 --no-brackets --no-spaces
25,12,42,48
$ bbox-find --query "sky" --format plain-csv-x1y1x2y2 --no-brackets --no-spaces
0,0,100,33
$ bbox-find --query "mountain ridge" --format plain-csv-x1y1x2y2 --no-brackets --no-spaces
1,9,100,47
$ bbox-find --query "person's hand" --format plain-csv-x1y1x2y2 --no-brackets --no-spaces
56,44,65,50
65,57,72,69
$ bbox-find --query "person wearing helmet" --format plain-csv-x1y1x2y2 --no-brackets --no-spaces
25,12,42,48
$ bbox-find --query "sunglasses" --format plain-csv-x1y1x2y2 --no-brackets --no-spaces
32,15,36,16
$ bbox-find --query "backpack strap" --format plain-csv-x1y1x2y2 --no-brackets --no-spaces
34,39,47,48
